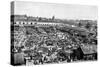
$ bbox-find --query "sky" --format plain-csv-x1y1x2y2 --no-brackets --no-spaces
14,1,98,20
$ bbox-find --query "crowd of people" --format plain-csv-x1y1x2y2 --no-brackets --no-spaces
11,22,97,65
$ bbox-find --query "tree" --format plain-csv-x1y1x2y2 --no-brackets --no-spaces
78,22,82,27
52,16,55,20
38,17,42,21
85,22,91,29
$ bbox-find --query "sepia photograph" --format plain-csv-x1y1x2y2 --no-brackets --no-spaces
11,1,97,66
